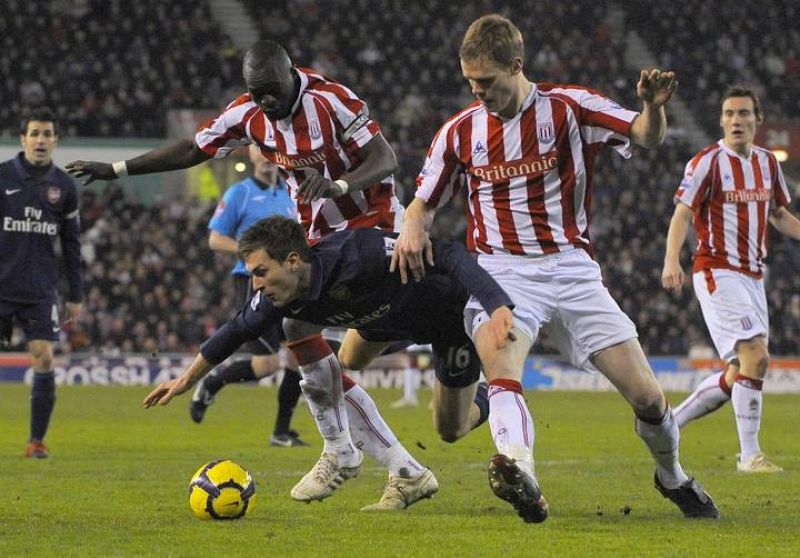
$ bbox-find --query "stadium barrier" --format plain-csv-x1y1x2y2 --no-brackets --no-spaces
2,353,800,393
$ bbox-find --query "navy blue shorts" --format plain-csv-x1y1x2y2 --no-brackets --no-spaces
430,340,481,388
0,299,60,345
234,276,282,355
359,327,481,389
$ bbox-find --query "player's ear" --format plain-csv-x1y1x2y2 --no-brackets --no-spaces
287,252,300,271
510,57,523,76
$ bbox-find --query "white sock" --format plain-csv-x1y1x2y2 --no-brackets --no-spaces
345,384,424,477
674,371,731,428
488,380,535,477
403,367,420,402
732,375,763,460
297,354,358,466
635,408,689,488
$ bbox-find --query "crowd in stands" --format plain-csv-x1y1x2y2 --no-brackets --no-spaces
62,184,232,355
2,0,797,356
0,0,238,137
626,0,800,138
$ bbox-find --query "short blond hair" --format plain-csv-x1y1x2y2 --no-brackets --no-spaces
460,14,524,67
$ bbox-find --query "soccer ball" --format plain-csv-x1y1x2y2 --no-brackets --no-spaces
188,459,256,520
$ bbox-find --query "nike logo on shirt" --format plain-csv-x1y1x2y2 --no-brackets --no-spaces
5,189,21,195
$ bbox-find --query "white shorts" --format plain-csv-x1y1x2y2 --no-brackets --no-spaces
692,268,768,361
464,249,637,371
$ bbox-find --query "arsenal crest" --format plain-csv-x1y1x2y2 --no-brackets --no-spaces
329,284,351,301
47,186,61,204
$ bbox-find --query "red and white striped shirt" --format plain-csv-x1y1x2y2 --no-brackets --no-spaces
416,82,638,256
676,140,791,277
196,67,403,240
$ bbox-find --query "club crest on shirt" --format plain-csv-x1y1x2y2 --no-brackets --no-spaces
740,316,753,331
537,122,554,144
46,186,61,204
308,118,322,140
329,284,351,301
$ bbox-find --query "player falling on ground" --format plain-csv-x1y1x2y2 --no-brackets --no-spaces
144,216,514,510
193,144,308,448
1,108,83,458
662,86,800,473
66,39,432,508
391,14,720,522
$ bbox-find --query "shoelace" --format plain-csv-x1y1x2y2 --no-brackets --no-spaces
381,478,408,503
312,456,339,484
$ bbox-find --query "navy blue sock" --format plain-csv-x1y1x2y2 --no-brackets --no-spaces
205,360,256,396
274,368,302,436
472,381,490,430
30,371,56,441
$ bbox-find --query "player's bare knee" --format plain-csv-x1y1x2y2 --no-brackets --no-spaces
737,339,770,378
435,419,464,443
29,343,54,371
337,347,368,370
631,390,666,419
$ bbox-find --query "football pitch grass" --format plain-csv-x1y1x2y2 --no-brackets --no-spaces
1,385,798,557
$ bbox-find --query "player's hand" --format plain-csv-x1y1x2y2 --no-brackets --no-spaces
63,302,83,325
65,160,117,185
297,167,337,202
637,69,678,107
486,306,517,349
661,259,685,294
143,375,194,408
390,221,433,284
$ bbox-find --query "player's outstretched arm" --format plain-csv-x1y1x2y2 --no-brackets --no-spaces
67,139,211,185
390,198,435,284
143,353,214,408
661,202,693,294
769,206,800,240
630,69,678,149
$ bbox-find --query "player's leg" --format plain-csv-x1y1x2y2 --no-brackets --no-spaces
673,361,735,429
430,341,487,443
283,318,361,501
337,329,438,511
732,335,780,472
22,302,60,458
688,269,778,471
559,250,718,518
464,256,555,523
673,270,742,428
471,314,548,523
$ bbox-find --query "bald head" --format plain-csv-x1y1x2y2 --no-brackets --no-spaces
243,40,298,120
243,40,293,81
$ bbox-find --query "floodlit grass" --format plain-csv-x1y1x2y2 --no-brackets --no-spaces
1,385,798,557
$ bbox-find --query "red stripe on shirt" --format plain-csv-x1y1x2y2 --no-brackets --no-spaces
487,116,523,254
729,156,751,269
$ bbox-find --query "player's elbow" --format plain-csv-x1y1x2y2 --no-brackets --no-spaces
381,149,399,178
